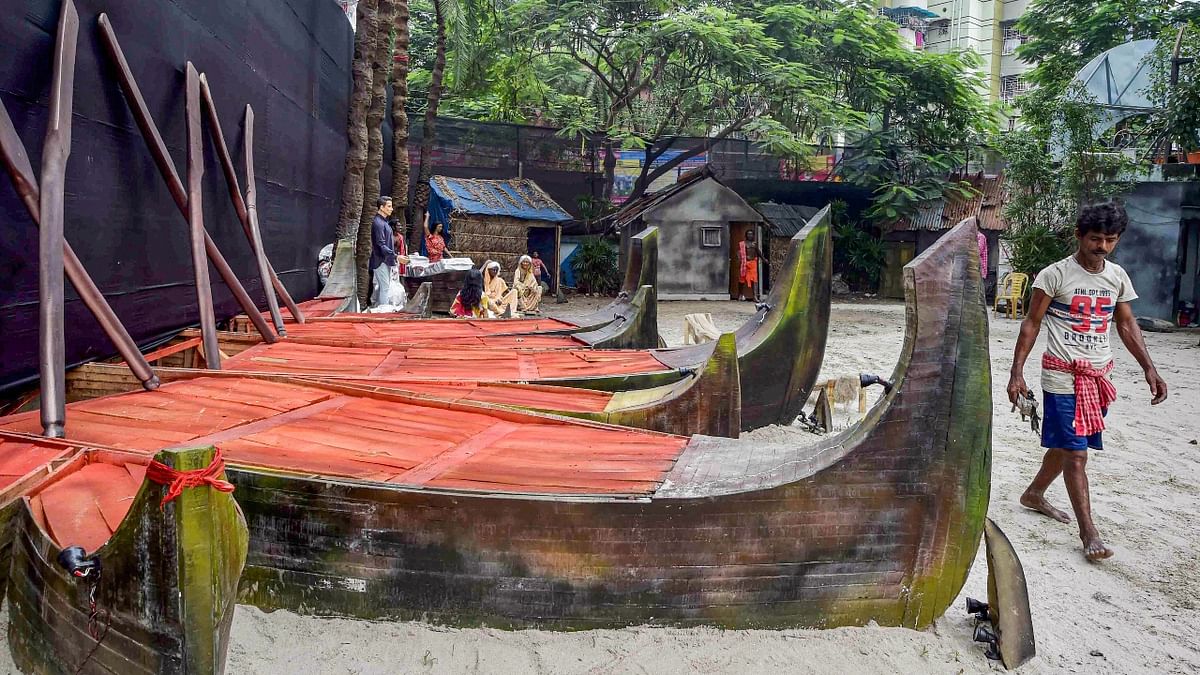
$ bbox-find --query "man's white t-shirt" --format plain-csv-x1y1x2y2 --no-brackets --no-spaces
1032,256,1138,394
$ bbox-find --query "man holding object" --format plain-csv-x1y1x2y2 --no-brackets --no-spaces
1007,202,1168,562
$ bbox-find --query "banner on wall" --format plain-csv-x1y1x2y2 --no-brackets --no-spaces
778,154,837,182
607,149,708,204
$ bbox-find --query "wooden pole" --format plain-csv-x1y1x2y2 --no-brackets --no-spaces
197,76,285,335
0,101,158,392
97,15,277,344
197,75,303,328
242,104,300,328
554,224,561,294
185,63,221,369
37,0,79,437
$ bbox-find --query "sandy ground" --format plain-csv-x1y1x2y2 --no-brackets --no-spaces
3,297,1198,674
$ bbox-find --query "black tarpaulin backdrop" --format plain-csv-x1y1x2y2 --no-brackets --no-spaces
0,0,352,392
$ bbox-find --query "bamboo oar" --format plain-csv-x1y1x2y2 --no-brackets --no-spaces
196,75,292,333
37,0,79,437
96,14,277,344
185,63,221,369
0,101,158,392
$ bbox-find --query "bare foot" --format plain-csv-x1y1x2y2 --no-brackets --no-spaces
1020,491,1071,523
1082,535,1114,562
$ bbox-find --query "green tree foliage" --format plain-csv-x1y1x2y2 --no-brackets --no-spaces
1015,0,1191,97
998,84,1139,278
402,0,995,211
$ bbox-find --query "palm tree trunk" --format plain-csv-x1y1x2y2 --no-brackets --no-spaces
390,0,412,231
411,0,446,231
334,0,380,243
356,0,398,308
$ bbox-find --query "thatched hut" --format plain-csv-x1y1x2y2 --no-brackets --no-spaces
425,176,571,288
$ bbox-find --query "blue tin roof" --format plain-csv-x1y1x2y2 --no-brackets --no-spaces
429,176,572,223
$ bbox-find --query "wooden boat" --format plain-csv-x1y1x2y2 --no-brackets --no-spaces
4,442,247,674
2,218,990,629
123,210,828,431
63,327,740,437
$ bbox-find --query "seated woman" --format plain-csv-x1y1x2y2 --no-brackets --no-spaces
513,255,543,313
450,269,498,318
482,260,520,317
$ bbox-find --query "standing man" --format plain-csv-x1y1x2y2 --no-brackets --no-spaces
1007,202,1168,561
369,196,397,308
738,229,761,302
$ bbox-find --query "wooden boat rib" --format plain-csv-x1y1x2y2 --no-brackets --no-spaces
5,443,247,674
3,218,988,629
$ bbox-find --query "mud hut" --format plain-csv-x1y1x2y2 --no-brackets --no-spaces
425,176,571,289
609,166,765,300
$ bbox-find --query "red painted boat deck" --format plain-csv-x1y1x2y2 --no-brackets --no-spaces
0,437,69,494
222,342,669,380
0,378,687,495
28,457,147,553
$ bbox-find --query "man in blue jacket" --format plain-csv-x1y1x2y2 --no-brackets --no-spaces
368,196,397,308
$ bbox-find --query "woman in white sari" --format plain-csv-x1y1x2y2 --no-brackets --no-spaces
482,260,520,317
513,255,543,313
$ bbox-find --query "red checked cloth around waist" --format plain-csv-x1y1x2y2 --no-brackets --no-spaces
1042,353,1116,437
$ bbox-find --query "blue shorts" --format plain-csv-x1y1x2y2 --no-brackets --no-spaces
1041,392,1104,451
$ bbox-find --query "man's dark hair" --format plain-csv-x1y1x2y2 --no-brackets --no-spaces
1076,202,1128,236
377,196,392,208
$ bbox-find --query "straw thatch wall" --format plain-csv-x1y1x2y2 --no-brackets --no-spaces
452,214,552,274
768,236,788,292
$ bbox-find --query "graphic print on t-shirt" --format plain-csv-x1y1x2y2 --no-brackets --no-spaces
1032,256,1137,394
1048,289,1115,353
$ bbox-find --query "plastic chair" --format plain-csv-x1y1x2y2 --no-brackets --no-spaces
993,272,1029,319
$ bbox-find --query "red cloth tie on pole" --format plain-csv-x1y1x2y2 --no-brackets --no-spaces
145,448,235,509
1041,354,1117,437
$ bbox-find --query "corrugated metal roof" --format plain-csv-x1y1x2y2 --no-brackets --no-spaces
755,202,820,237
893,174,1008,231
608,165,714,231
430,176,571,222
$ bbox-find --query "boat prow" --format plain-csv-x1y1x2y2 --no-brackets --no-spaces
561,205,832,430
7,445,248,674
561,226,660,338
571,284,658,349
568,331,740,436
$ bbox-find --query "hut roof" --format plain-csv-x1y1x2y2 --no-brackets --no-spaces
607,165,715,232
430,176,571,223
893,173,1008,232
754,202,821,238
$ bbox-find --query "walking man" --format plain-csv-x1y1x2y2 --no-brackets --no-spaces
1007,202,1168,561
369,196,397,308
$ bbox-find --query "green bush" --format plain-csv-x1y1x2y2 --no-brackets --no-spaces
571,237,620,295
831,200,887,292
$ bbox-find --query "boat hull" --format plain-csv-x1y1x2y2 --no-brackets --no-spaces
6,446,248,675
229,218,987,629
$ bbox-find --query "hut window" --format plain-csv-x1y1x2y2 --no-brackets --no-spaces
700,227,722,247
